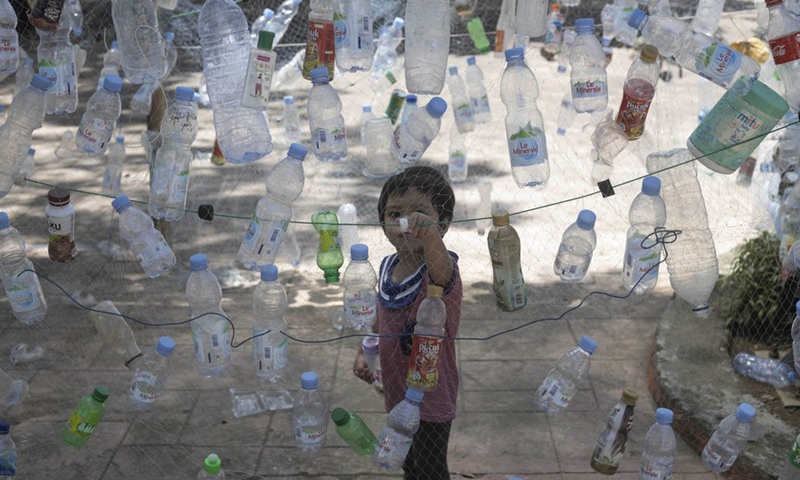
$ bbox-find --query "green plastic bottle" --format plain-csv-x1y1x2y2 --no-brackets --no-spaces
62,386,110,449
467,17,490,54
331,407,378,455
312,211,344,283
198,453,225,479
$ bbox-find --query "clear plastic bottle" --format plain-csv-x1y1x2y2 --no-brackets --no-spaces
250,8,275,46
252,265,289,383
164,31,178,78
342,244,377,331
302,0,336,80
570,18,608,113
36,13,78,115
331,407,377,455
449,129,468,183
335,0,373,73
495,0,516,54
616,45,659,140
767,0,800,112
501,47,549,188
544,4,563,54
691,0,726,37
622,176,667,294
627,10,690,59
65,0,83,32
88,300,142,368
148,86,199,222
102,136,125,197
0,421,16,476
613,0,639,46
111,0,166,84
239,144,307,270
401,95,418,125
293,371,327,451
265,0,304,46
186,254,232,378
242,31,277,110
405,0,450,95
200,0,271,164
363,117,399,177
392,97,447,168
157,0,180,11
535,335,598,416
466,56,491,124
554,210,597,283
701,402,756,473
370,18,404,94
514,0,547,37
97,41,121,90
62,386,109,450
111,194,176,278
362,336,383,390
793,301,800,375
72,28,87,71
591,388,638,475
197,454,225,480
358,104,375,145
406,284,446,391
781,433,800,479
601,3,618,48
283,96,301,143
128,336,175,410
0,212,47,325
75,74,122,157
639,408,676,479
556,94,577,135
14,147,35,186
308,67,348,161
337,203,358,257
372,387,424,470
732,352,799,387
779,187,800,260
447,66,475,134
14,56,34,96
487,210,526,312
0,0,18,75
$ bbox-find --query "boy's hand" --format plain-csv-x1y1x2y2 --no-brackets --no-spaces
353,350,374,384
402,212,442,244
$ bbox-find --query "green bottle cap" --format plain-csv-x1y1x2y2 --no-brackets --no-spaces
331,408,350,426
92,386,110,403
257,30,275,51
204,453,222,475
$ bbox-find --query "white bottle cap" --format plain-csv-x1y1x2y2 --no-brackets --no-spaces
399,218,409,232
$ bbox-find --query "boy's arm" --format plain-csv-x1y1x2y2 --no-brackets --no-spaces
406,213,454,288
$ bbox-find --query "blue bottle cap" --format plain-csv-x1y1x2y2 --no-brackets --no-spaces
467,56,476,65
362,104,372,112
103,74,123,93
310,67,331,84
405,387,425,403
287,143,308,161
284,95,295,105
656,407,674,425
578,335,598,354
0,422,9,435
362,336,379,354
505,47,525,61
30,74,53,91
790,370,800,384
189,253,208,271
116,135,124,144
378,25,389,37
628,9,646,29
74,27,82,36
449,66,458,76
406,94,417,104
111,194,131,212
0,212,9,229
576,210,596,230
175,86,195,102
736,403,756,422
264,8,275,19
261,264,278,281
393,17,405,29
641,176,661,196
301,371,318,389
28,148,35,156
575,18,595,34
350,244,368,261
425,97,447,119
165,31,175,41
156,336,176,356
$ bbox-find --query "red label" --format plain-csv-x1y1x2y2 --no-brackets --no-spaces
766,0,784,7
769,32,800,65
303,20,335,79
407,335,442,390
616,92,654,140
495,30,505,53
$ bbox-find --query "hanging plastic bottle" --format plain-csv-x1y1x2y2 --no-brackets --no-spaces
591,388,638,474
449,129,468,183
88,300,143,368
293,371,328,451
543,4,564,55
252,265,289,383
265,0,304,45
363,117,399,177
362,336,383,390
334,0,374,73
62,386,110,449
391,97,447,168
622,176,666,294
370,18,404,94
75,74,122,157
406,284,446,391
342,244,377,331
515,0,548,37
446,66,475,134
128,336,175,410
0,421,15,476
639,408,676,480
102,136,125,196
466,56,491,124
495,0,516,53
601,3,618,49
242,31,277,110
283,96,301,143
112,194,176,278
535,335,598,416
163,31,178,78
359,104,375,144
111,0,166,84
312,210,344,283
556,94,577,135
701,402,755,473
308,67,348,161
331,407,377,455
557,29,577,74
405,0,450,95
372,387,424,470
250,8,275,46
186,254,232,377
0,212,47,325
14,147,35,187
616,45,659,140
0,0,18,76
570,18,608,113
691,0,726,37
467,17,491,54
487,210,526,312
337,203,358,257
554,210,597,283
303,0,335,80
385,89,406,125
14,56,34,96
36,12,78,115
97,41,121,90
46,187,77,263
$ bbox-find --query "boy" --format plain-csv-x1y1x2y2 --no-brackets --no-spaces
354,166,462,480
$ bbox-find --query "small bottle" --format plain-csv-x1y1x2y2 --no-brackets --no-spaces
312,210,344,283
404,0,450,94
14,148,35,187
88,300,142,368
186,254,232,377
591,388,638,475
112,194,176,278
570,18,608,113
62,386,110,449
128,336,175,410
622,176,666,294
701,402,756,473
75,74,123,156
780,433,800,479
732,352,799,387
308,67,348,161
465,56,491,124
446,66,475,134
293,371,327,451
514,0,547,37
556,94,577,135
557,29,577,74
448,129,468,183
362,336,383,391
0,421,16,476
343,244,377,331
197,453,225,479
392,97,448,168
385,89,407,125
360,104,375,143
535,335,598,416
736,156,757,187
102,136,125,196
283,96,301,143
302,0,335,80
331,407,378,455
0,0,18,76
372,387,424,470
0,212,47,325
466,17,490,54
46,187,77,263
639,408,676,480
252,265,289,383
400,95,418,125
337,203,359,257
487,210,526,312
616,45,659,140
250,8,275,45
242,30,276,110
407,284,446,391
544,4,564,54
554,210,597,283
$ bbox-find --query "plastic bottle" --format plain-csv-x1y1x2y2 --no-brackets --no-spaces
701,402,756,473
385,89,406,125
495,0,516,53
467,17,490,54
65,0,82,32
405,0,450,95
46,187,77,263
111,0,166,84
200,0,271,164
0,212,47,325
515,0,547,37
558,29,577,74
535,335,598,416
466,56,491,124
128,336,175,410
239,144,307,270
406,284,446,391
337,203,358,257
554,210,597,283
501,47,549,188
793,301,800,375
148,86,199,222
622,176,667,294
331,407,377,455
294,371,327,451
781,433,800,479
250,8,275,46
0,421,15,476
779,187,800,260
14,57,33,96
303,0,335,80
613,0,639,46
265,0,304,46
312,211,344,283
0,0,18,76
186,254,232,377
691,0,726,37
363,117,399,177
556,94,577,136
97,41,121,90
446,66,475,134
570,19,608,113
391,97,447,168
129,81,159,118
335,0,373,73
732,352,799,387
487,210,526,312
372,387,424,470
616,45,659,140
0,75,51,200
360,104,374,144
601,3,618,48
112,194,176,278
638,408,677,479
449,129,468,183
362,336,383,390
544,4,564,54
342,244,377,331
779,124,800,171
75,74,122,156
62,386,110,449
250,265,289,383
164,31,178,78
157,0,180,11
284,96,301,143
102,136,125,196
88,300,143,368
242,31,277,110
14,147,35,186
197,454,225,479
591,388,638,475
370,18,404,94
36,13,77,115
308,67,348,161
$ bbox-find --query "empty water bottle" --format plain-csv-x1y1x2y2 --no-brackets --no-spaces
112,195,176,277
197,454,225,479
571,18,608,113
701,402,755,473
554,210,597,283
128,336,175,410
544,4,563,54
514,0,547,37
163,31,178,78
342,244,377,331
558,29,577,74
371,18,404,94
265,0,303,46
466,56,491,124
308,67,348,161
186,254,232,377
360,104,374,143
639,408,676,480
0,421,15,476
363,117,399,177
692,0,725,36
75,74,122,156
36,12,77,114
372,387,424,470
97,41,121,90
535,335,598,416
449,129,468,183
102,136,125,196
0,0,18,76
252,265,289,383
294,371,328,451
405,0,450,94
601,3,618,48
0,212,46,325
250,8,275,46
392,97,447,168
334,0,373,73
303,0,335,79
111,0,166,84
623,176,666,294
88,300,143,368
446,66,475,134
556,94,577,135
283,96,301,142
13,56,33,96
65,0,82,32
331,407,377,455
337,203,358,258
732,352,799,387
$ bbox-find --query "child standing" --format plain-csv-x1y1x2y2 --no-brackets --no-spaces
354,166,462,480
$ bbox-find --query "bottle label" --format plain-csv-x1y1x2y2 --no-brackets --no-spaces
769,32,800,66
77,118,114,151
334,12,348,49
169,169,189,204
470,95,490,115
254,332,289,372
789,441,800,469
696,43,742,84
303,19,335,78
193,328,232,364
508,124,546,167
5,270,41,313
129,371,159,403
407,335,442,390
572,78,607,98
454,103,474,124
243,51,276,109
67,411,96,437
623,234,661,286
393,127,422,163
0,452,16,476
449,152,467,172
314,127,347,151
344,291,377,327
48,211,76,262
319,230,341,252
0,35,16,56
242,216,289,261
538,377,572,407
593,403,633,468
639,462,672,479
135,236,170,268
295,416,326,445
616,84,654,140
488,237,526,310
39,57,76,96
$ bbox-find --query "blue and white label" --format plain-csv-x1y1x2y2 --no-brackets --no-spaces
5,271,40,313
242,216,288,259
623,234,661,285
254,332,288,373
697,43,742,85
508,125,546,167
334,14,348,49
471,95,491,115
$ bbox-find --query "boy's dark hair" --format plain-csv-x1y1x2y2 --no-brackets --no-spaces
377,166,455,224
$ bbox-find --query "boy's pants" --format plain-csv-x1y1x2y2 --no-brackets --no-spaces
403,420,451,480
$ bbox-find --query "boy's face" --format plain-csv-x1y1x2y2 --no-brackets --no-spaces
383,189,445,257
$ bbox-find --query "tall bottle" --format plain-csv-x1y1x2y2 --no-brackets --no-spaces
128,336,175,410
0,422,15,476
0,0,18,76
265,0,304,46
62,386,110,449
466,56,491,124
691,0,726,36
515,0,547,37
308,67,348,161
535,335,598,416
75,74,122,157
293,371,327,451
370,18,404,94
406,284,446,391
36,12,77,115
250,8,275,46
197,453,225,480
781,433,800,479
112,194,176,278
148,86,199,222
372,387,424,470
303,0,335,80
767,0,800,112
360,104,374,144
88,300,142,369
448,129,468,183
0,212,47,325
639,408,676,480
186,254,232,377
701,403,755,473
331,407,377,455
111,0,166,84
570,18,608,113
312,211,344,282
342,244,377,331
335,0,373,73
732,352,799,387
283,96,301,143
495,0,516,53
558,29,577,74
200,0,271,164
97,41,121,90
554,210,597,283
251,265,289,383
487,210,526,312
163,31,178,78
239,144,307,270
501,47,549,188
616,45,659,140
102,136,125,196
446,66,475,134
242,31,277,110
391,97,447,168
622,176,667,294
405,0,450,95
591,388,638,475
